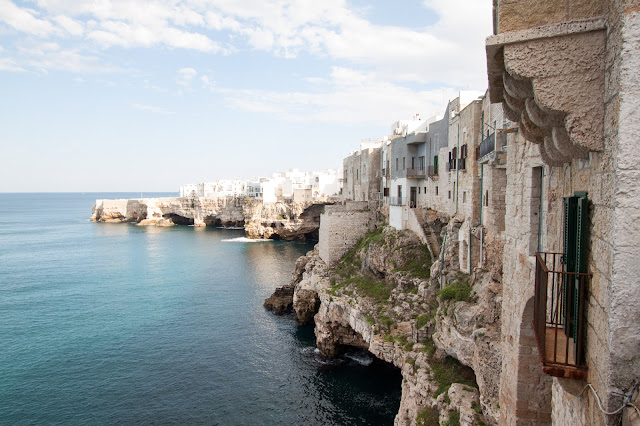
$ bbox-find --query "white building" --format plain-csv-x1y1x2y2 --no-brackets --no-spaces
179,168,340,203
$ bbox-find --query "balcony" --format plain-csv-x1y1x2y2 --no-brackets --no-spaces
427,165,438,176
458,158,466,170
480,133,496,159
533,252,589,380
447,159,456,172
406,167,426,178
389,196,404,206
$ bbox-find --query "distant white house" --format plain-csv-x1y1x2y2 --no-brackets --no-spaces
179,168,341,203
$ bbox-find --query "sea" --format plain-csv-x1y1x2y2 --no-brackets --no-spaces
0,193,401,425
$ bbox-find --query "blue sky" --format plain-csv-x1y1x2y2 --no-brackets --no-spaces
0,0,492,192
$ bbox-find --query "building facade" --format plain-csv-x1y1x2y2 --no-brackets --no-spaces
487,1,640,424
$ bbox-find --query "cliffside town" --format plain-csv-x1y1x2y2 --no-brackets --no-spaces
264,2,640,425
89,1,640,424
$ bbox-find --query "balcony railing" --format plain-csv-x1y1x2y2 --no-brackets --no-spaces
533,252,589,380
389,196,404,206
480,133,496,158
458,158,466,170
427,165,438,176
447,159,456,171
406,167,426,178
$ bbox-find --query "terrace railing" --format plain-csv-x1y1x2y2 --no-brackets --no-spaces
533,252,589,380
389,196,404,206
406,167,426,178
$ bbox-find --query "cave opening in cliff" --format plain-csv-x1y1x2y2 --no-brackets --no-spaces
293,323,402,424
269,234,282,241
303,230,320,241
203,216,222,227
163,213,194,226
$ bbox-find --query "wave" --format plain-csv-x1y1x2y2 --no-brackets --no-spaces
344,352,374,366
221,237,273,243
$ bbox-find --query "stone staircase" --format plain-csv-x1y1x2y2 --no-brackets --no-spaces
408,207,448,260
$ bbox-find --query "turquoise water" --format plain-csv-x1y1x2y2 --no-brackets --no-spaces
0,193,401,425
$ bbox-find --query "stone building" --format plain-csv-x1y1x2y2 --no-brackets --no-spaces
486,1,640,424
386,109,452,229
342,139,383,202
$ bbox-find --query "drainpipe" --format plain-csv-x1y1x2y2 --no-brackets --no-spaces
468,226,473,274
439,230,448,290
455,116,460,215
478,111,485,269
480,227,483,269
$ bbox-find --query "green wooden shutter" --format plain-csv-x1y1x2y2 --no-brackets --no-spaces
562,193,588,339
563,196,577,334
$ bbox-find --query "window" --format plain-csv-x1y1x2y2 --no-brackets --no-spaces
436,186,439,196
485,190,489,206
403,157,406,170
448,190,451,199
424,187,427,193
356,169,359,180
396,158,399,171
418,187,421,194
463,191,466,203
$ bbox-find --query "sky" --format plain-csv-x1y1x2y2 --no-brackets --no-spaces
0,0,493,192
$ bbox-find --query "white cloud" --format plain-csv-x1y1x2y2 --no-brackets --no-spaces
0,0,491,87
216,66,460,125
53,14,83,36
0,56,24,71
200,75,215,90
133,103,176,115
0,0,55,36
177,67,197,87
15,39,119,73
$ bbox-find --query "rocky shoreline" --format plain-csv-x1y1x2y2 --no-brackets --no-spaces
90,196,333,241
265,222,503,425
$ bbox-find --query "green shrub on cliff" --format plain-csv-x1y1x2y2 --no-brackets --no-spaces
444,409,460,426
415,406,439,426
356,277,392,302
398,243,431,279
437,280,472,303
430,356,478,396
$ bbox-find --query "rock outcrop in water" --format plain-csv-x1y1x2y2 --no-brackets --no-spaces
91,196,332,241
266,223,503,425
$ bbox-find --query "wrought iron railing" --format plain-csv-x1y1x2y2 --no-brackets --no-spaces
389,196,404,206
533,252,589,379
480,133,496,158
427,165,438,176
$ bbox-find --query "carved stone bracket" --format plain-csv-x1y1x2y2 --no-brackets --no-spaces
486,18,606,165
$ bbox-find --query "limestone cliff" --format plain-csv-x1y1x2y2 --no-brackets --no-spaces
266,224,503,425
91,196,330,241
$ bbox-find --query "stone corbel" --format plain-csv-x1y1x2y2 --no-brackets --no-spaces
486,18,606,165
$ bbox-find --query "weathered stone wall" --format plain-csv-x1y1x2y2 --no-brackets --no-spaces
454,100,483,224
490,2,640,424
343,147,382,202
481,165,507,236
496,0,604,33
317,202,377,266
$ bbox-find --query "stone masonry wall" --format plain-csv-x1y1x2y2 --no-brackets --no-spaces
318,203,377,266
